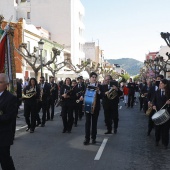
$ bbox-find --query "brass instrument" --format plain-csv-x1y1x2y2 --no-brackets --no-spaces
76,99,80,103
56,86,75,107
22,87,36,99
50,85,55,95
107,87,118,100
40,88,43,101
146,107,153,116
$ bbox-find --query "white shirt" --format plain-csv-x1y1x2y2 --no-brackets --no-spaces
0,91,4,96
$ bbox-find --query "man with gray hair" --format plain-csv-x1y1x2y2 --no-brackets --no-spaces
0,73,17,170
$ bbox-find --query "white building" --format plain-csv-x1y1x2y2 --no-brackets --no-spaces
83,42,104,67
16,0,85,65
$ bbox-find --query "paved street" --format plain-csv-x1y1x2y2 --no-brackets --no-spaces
11,101,170,170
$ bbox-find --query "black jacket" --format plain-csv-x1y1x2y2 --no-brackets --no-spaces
0,90,17,146
153,89,170,113
102,84,123,107
49,82,58,101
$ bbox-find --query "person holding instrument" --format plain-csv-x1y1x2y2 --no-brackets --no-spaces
23,78,40,133
152,79,170,149
102,75,123,134
83,72,102,145
60,77,75,133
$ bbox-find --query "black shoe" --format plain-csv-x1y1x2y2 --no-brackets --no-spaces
68,130,71,133
62,129,67,133
155,142,159,146
30,129,34,133
74,124,77,127
26,127,30,131
17,115,20,118
36,122,41,127
41,124,45,127
164,145,168,149
83,139,90,145
104,131,112,134
114,129,117,134
92,139,96,144
50,119,53,121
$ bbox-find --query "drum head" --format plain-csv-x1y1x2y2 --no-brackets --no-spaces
152,109,166,119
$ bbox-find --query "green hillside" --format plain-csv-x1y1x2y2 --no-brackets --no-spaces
107,58,144,76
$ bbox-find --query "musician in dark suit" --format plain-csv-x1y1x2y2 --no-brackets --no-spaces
36,76,50,127
147,75,164,136
139,79,147,111
127,78,135,108
153,79,170,149
23,78,40,133
47,76,58,120
71,80,79,127
0,73,17,170
83,72,102,145
60,77,75,133
102,75,123,134
77,76,86,120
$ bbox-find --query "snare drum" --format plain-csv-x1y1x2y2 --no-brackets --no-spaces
84,86,97,114
152,109,170,125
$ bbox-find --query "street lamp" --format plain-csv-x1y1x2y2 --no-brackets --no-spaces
38,39,44,77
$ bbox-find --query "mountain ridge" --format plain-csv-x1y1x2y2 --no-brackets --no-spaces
106,58,144,76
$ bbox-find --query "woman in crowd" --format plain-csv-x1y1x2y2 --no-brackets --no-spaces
23,78,40,133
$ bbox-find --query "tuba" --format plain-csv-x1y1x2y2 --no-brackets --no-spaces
107,88,118,100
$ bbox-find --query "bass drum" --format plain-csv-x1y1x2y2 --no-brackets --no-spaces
152,109,170,125
84,86,97,114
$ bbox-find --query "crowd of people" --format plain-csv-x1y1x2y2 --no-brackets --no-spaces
1,72,170,169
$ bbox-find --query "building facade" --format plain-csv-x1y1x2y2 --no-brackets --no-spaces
16,0,85,65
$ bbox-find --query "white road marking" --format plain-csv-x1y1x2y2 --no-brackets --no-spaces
16,111,60,131
119,106,122,109
94,138,108,160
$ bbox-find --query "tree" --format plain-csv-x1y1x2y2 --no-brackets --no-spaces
133,75,140,82
15,43,61,79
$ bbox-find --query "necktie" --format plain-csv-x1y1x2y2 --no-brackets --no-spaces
162,91,164,96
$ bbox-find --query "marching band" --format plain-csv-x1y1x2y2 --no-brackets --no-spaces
15,72,170,149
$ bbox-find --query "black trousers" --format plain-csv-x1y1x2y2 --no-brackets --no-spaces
47,98,55,120
85,109,99,141
104,105,119,132
24,101,36,130
73,104,79,125
78,102,84,119
147,110,155,134
155,120,170,146
36,101,47,125
139,96,144,110
128,94,134,107
0,146,15,170
62,104,74,131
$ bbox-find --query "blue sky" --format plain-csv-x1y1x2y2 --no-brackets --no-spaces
80,0,170,62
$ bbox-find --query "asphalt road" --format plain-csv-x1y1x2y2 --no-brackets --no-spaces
10,101,170,170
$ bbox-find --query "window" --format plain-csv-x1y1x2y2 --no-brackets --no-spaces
27,12,30,19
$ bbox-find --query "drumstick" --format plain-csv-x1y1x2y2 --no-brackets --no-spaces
159,99,170,110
